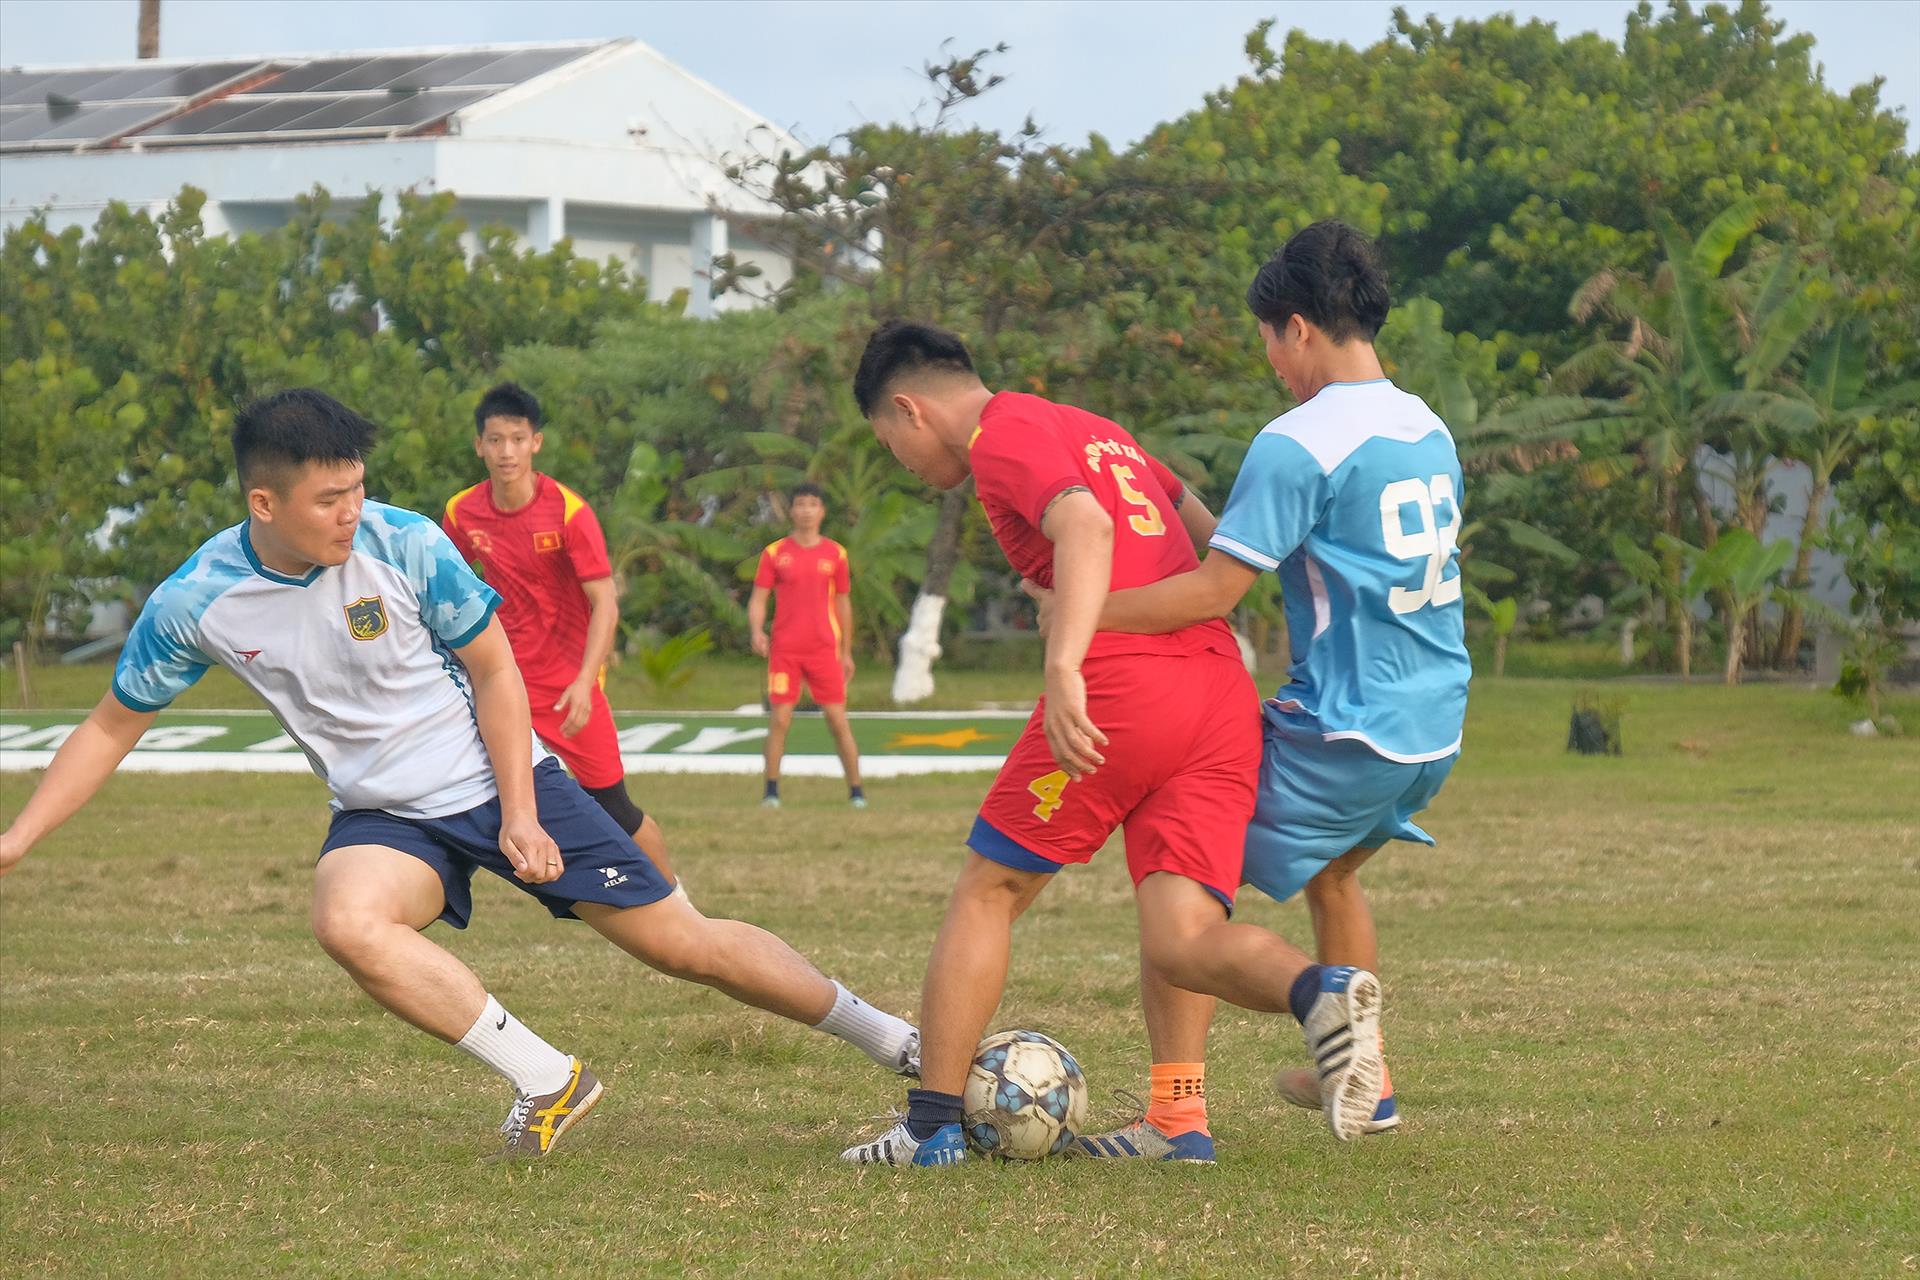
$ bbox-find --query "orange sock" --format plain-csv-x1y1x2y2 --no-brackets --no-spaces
1144,1063,1209,1137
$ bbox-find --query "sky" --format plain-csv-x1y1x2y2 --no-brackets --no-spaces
1,0,1915,148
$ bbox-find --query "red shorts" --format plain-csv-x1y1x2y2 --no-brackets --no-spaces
528,679,626,790
767,647,846,706
970,648,1260,905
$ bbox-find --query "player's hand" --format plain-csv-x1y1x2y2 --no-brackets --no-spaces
840,650,857,682
0,826,30,877
1041,665,1107,779
499,812,564,884
554,681,594,737
751,630,770,658
1021,579,1057,639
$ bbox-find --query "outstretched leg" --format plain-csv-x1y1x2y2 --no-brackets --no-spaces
573,893,917,1073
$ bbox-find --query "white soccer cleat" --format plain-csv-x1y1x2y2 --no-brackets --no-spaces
1299,966,1385,1142
1277,1064,1399,1134
840,1117,967,1167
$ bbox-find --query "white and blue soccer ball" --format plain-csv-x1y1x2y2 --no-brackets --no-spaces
962,1029,1090,1160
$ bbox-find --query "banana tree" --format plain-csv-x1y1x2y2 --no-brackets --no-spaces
1611,531,1717,679
1703,320,1920,667
1691,530,1794,685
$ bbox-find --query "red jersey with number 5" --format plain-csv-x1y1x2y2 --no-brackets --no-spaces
969,391,1239,662
441,473,612,691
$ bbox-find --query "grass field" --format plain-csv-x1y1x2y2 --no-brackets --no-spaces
2,674,1917,1278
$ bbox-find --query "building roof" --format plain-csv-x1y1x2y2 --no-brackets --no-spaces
0,41,612,154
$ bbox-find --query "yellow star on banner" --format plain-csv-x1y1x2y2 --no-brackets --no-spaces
886,727,1001,750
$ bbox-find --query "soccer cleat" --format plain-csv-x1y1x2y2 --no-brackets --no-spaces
495,1058,604,1159
1277,1065,1399,1134
896,1028,922,1078
1299,966,1385,1142
840,1118,968,1167
1071,1119,1216,1164
850,795,869,810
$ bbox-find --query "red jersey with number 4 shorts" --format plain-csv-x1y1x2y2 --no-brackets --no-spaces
754,536,851,705
442,475,626,788
966,392,1259,906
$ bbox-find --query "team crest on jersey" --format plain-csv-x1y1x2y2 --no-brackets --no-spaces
344,596,389,641
467,529,494,554
533,530,563,553
817,559,834,574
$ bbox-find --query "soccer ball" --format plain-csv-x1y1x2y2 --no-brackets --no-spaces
962,1029,1089,1159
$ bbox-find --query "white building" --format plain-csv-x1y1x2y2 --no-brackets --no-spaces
0,39,798,316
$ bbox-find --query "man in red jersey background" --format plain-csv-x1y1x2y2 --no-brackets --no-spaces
837,322,1383,1168
443,382,678,888
747,482,864,809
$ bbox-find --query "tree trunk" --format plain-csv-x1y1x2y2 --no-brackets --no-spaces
1493,631,1508,678
891,481,972,704
1678,608,1692,681
1771,472,1829,670
137,0,160,58
1723,612,1745,686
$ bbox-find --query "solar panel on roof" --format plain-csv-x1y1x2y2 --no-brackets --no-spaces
337,87,492,129
301,56,440,94
1,44,604,151
440,47,583,86
0,100,168,147
387,51,511,88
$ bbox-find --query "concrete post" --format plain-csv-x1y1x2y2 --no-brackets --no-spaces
528,195,566,252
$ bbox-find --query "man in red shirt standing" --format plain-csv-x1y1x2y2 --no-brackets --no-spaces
838,322,1384,1168
747,483,864,809
443,383,676,887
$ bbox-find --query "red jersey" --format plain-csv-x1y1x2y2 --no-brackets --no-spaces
970,391,1239,662
753,536,850,654
442,473,613,690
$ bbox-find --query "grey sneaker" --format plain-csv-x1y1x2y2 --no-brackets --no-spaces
496,1058,604,1159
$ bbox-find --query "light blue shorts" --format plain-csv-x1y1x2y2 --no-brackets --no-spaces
1242,707,1457,904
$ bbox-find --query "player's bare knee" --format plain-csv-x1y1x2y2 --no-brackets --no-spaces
310,901,385,965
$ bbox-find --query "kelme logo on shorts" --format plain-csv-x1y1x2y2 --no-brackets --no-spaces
344,595,389,641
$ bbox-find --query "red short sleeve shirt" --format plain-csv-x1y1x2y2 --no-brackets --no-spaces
442,473,612,690
970,392,1235,662
753,536,850,655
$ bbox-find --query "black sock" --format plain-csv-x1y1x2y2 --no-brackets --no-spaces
763,778,779,799
1288,965,1327,1024
849,784,865,800
905,1088,964,1141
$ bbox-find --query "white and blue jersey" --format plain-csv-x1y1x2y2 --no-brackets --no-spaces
1210,379,1472,764
114,500,545,819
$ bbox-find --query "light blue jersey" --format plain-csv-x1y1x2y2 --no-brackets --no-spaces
114,501,543,818
1210,379,1471,764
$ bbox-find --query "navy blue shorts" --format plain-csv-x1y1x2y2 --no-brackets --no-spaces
319,760,674,929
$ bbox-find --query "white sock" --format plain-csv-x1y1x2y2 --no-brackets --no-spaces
455,995,574,1096
813,980,918,1071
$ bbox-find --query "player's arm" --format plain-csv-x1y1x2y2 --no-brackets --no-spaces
454,617,562,884
1172,487,1218,550
834,593,856,680
1038,489,1113,778
554,577,618,737
1099,550,1261,634
747,584,771,657
0,693,157,875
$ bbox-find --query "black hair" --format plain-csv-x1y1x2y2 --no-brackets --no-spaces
475,381,543,434
790,481,826,503
1245,220,1391,343
852,320,978,418
231,389,377,492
